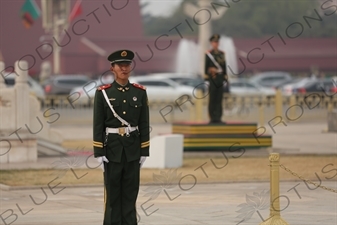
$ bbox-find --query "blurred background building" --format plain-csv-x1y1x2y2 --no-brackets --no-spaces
0,0,336,78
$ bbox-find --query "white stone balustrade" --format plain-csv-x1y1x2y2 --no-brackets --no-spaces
1,60,65,163
0,60,38,163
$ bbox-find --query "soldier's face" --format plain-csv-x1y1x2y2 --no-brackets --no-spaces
111,62,132,82
211,40,219,49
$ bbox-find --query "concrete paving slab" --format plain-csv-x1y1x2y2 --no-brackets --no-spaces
0,182,336,225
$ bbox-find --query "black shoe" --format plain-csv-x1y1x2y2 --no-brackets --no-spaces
209,120,225,124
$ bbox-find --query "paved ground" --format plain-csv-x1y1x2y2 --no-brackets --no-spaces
0,122,336,224
1,181,336,225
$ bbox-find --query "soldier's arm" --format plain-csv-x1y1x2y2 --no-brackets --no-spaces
204,53,210,81
222,51,227,78
138,91,150,156
93,89,106,157
222,52,228,78
204,52,217,80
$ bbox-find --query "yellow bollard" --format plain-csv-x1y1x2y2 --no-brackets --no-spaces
259,153,289,225
274,89,283,118
327,101,333,113
195,89,204,122
258,97,265,127
189,102,195,122
287,95,297,121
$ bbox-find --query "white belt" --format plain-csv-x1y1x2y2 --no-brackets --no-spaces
106,126,138,136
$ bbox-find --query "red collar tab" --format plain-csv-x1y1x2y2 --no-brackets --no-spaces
132,83,146,90
97,84,112,90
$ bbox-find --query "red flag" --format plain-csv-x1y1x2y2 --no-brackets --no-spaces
69,0,82,22
22,12,34,28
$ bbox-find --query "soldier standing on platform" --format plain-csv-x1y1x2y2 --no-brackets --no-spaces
93,49,150,225
204,34,228,123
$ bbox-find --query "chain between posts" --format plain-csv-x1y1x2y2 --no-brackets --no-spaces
278,164,337,193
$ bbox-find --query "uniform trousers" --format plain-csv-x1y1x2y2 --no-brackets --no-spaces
208,78,224,123
103,150,140,225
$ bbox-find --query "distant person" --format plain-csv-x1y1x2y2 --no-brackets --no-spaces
93,49,150,225
204,34,227,123
39,61,52,84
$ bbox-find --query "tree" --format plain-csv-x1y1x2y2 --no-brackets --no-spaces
142,0,337,38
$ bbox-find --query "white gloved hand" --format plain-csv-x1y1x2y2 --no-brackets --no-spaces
139,156,146,168
96,156,109,172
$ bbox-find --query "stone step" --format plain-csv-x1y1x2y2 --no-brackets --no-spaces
172,121,259,134
172,121,272,151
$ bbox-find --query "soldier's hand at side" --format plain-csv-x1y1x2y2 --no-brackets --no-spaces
208,67,217,78
139,156,146,168
96,156,109,172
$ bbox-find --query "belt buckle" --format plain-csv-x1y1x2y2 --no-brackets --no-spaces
118,127,125,136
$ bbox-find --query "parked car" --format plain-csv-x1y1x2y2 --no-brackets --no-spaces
41,75,91,95
281,77,317,96
146,73,208,93
3,72,45,101
129,76,195,103
291,78,337,95
249,71,293,88
69,75,114,105
229,78,276,96
274,78,299,89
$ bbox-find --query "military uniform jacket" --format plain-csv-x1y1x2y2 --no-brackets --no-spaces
93,81,150,163
204,49,227,86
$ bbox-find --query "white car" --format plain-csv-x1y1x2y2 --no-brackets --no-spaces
69,75,196,106
129,76,195,104
229,79,276,96
69,75,114,105
249,71,293,88
146,72,208,93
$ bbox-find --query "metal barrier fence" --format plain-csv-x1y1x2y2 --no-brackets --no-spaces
41,90,337,124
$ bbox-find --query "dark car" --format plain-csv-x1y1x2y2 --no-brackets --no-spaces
42,75,91,95
292,78,337,94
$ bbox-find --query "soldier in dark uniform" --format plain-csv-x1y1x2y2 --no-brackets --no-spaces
93,49,150,225
204,34,227,123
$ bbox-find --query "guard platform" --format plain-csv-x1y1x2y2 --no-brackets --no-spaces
172,121,272,151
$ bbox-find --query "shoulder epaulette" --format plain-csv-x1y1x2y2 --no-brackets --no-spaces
132,83,146,90
97,84,112,91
